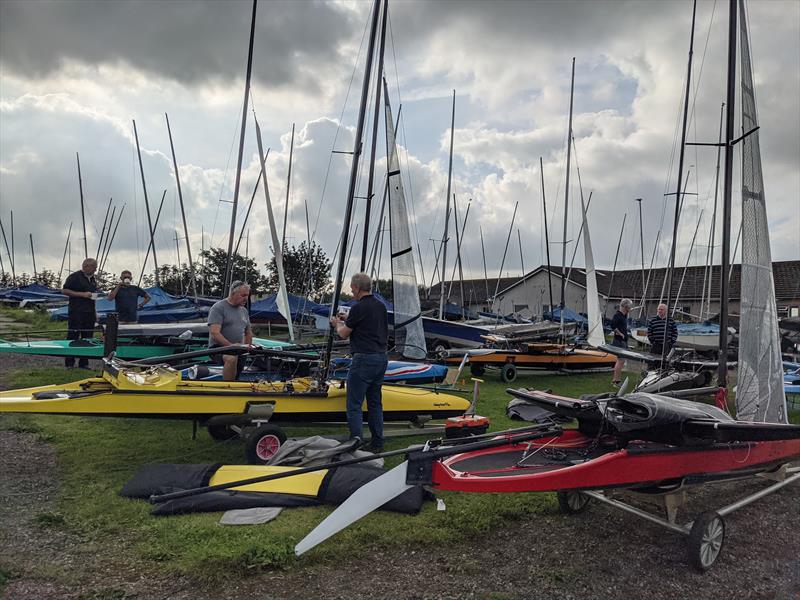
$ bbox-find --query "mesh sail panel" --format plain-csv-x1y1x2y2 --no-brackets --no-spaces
736,0,787,423
581,196,604,348
384,85,426,360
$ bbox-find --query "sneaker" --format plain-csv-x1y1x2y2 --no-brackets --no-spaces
611,380,621,387
365,445,384,454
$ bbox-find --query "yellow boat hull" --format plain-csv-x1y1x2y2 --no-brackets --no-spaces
0,364,470,422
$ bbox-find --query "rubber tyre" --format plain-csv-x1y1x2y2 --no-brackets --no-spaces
688,511,725,572
245,424,287,464
500,362,517,383
431,339,450,355
470,363,486,377
557,491,591,514
207,423,238,441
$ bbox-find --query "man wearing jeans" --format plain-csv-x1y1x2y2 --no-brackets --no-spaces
330,272,388,452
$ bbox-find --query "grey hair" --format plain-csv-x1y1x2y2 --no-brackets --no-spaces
82,258,98,267
620,298,633,309
229,280,250,294
350,272,372,292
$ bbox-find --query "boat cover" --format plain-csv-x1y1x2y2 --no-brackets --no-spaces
250,293,326,321
120,462,428,516
51,286,208,323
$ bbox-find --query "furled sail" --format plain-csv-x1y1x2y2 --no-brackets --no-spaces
735,0,786,423
255,117,294,341
383,80,426,360
580,195,604,348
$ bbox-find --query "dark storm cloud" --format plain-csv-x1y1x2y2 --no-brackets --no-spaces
0,0,360,91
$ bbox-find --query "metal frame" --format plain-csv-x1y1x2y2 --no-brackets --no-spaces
569,464,799,570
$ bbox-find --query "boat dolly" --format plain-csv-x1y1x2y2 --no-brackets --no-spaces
555,463,800,571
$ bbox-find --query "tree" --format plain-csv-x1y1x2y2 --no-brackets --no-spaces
265,241,332,301
195,248,267,297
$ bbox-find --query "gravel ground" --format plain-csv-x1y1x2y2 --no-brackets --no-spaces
1,354,798,599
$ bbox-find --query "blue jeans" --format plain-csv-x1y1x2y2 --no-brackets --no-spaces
345,353,388,447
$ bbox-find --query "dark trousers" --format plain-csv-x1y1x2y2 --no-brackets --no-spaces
65,313,95,368
651,342,672,357
345,353,388,448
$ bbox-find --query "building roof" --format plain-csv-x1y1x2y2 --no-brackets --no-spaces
429,260,800,304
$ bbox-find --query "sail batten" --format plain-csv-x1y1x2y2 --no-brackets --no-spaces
383,80,426,360
735,0,786,423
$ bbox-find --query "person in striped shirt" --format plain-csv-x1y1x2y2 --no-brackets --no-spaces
647,303,678,356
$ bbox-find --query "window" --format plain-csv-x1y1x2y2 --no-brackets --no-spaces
513,304,529,312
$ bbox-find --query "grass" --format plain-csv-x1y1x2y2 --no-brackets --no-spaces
1,364,797,582
0,306,67,339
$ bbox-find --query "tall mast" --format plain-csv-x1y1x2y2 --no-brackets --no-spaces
137,191,166,286
222,0,258,295
517,229,525,277
324,0,382,372
606,213,627,314
132,119,160,285
76,153,88,257
58,222,73,284
0,215,14,284
10,211,15,283
165,112,198,300
718,0,736,388
100,205,125,272
282,123,296,252
479,226,490,308
662,0,697,367
95,198,113,258
29,234,37,281
560,57,575,309
540,157,554,314
703,102,725,320
492,201,519,311
361,0,388,271
98,206,116,269
636,197,646,316
439,89,456,320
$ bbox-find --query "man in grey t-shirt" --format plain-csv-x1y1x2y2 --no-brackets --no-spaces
207,281,254,381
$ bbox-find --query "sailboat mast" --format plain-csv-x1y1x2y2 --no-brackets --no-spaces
702,102,725,320
132,119,160,285
662,0,697,367
636,198,646,316
100,205,125,272
672,209,705,316
95,198,113,258
479,226,490,308
540,157,554,314
0,215,14,284
324,0,382,371
58,223,73,284
361,0,388,271
98,206,116,270
281,123,296,252
76,153,88,257
606,213,627,314
439,90,456,320
560,57,575,309
492,201,519,311
222,0,258,296
517,229,525,277
718,0,737,387
137,191,166,286
29,234,37,281
165,112,198,300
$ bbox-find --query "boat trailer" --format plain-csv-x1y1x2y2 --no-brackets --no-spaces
555,463,800,571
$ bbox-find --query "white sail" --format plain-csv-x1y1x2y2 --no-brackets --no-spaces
580,195,604,348
383,81,426,359
255,117,295,341
735,0,786,423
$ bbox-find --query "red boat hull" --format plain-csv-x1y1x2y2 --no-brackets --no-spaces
432,430,800,493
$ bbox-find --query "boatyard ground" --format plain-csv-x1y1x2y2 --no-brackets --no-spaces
1,353,798,599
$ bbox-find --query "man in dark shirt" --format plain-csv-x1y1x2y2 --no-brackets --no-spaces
61,257,99,369
610,298,632,386
647,303,679,356
330,272,388,452
107,270,151,323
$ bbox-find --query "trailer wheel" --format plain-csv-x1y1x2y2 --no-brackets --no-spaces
245,424,287,464
500,362,517,383
431,339,450,355
688,511,725,572
557,491,591,514
470,363,486,377
207,423,238,441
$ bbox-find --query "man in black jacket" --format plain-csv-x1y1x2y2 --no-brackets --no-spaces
647,303,679,356
330,272,388,452
61,258,99,369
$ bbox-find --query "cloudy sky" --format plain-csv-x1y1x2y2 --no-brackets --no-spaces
1,0,798,289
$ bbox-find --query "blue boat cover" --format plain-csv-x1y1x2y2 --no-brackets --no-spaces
543,306,588,325
51,286,208,323
250,293,326,321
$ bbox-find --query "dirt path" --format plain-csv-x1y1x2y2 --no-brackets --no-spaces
1,356,798,599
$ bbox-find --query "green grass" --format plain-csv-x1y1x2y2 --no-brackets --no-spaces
1,366,797,581
0,306,67,339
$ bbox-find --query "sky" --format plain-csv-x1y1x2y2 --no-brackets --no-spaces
1,0,798,289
